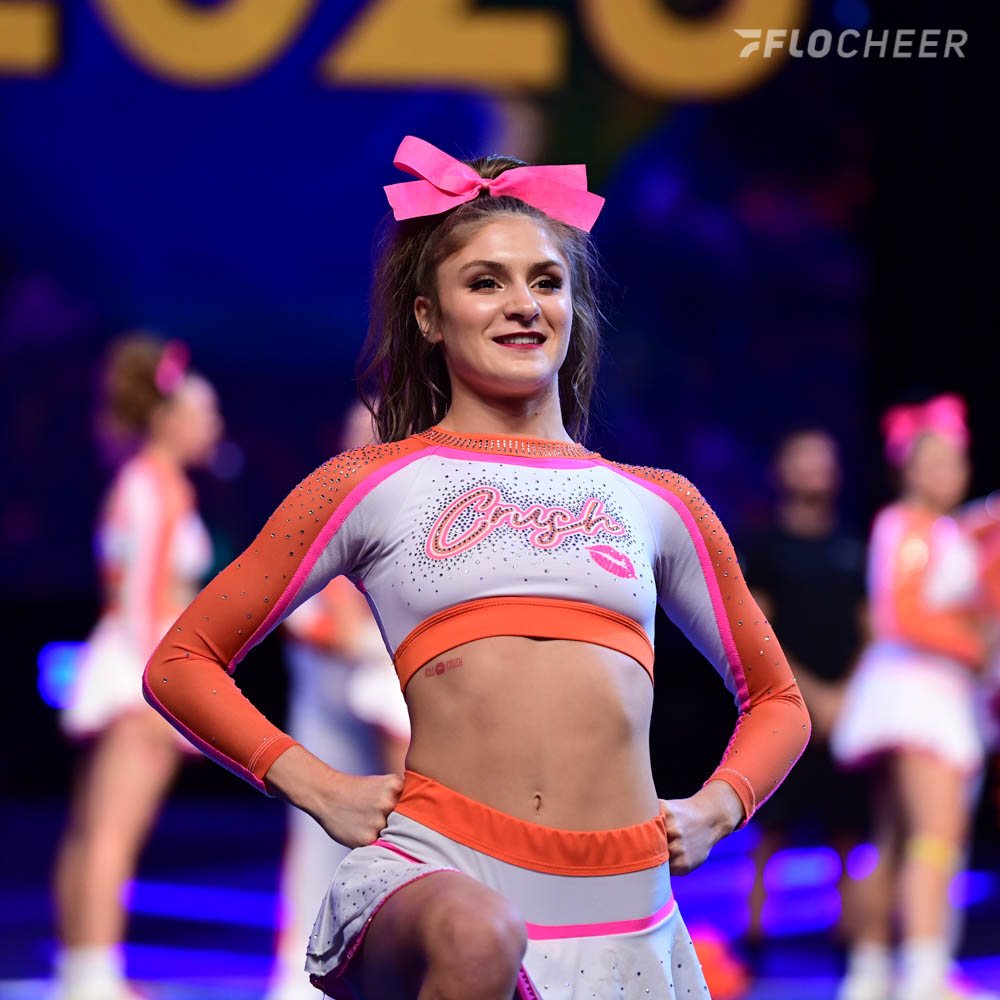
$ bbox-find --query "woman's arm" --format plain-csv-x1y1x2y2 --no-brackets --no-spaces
615,467,811,827
142,443,413,793
869,508,984,665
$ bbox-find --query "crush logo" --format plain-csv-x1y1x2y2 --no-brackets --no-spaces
426,485,625,559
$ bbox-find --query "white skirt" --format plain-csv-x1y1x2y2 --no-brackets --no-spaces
306,772,708,999
61,615,192,747
831,641,984,773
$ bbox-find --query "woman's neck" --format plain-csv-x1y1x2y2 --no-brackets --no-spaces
900,492,950,518
435,390,573,443
143,440,186,475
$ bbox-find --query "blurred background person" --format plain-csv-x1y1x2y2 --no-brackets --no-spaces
52,334,222,1000
266,400,409,1000
832,395,987,1000
741,428,868,957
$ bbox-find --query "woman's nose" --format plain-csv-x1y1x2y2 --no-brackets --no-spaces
504,286,541,322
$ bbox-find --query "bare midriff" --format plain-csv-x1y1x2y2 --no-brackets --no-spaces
402,635,659,831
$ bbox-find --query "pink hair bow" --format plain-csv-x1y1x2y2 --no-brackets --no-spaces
882,393,969,465
383,136,605,232
155,339,190,395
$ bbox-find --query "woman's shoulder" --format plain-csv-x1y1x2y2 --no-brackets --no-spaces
595,456,704,503
292,435,437,498
874,501,935,535
109,451,188,509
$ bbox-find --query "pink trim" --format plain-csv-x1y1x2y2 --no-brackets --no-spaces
231,448,429,670
311,869,447,998
373,838,424,864
516,967,543,999
429,444,599,470
605,465,750,709
524,894,676,941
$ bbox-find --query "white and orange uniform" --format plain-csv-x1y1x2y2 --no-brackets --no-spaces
62,450,212,738
144,428,809,1000
833,502,986,773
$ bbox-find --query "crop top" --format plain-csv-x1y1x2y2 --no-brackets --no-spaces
867,502,984,667
143,428,810,821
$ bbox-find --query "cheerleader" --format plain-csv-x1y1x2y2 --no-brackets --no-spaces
142,136,810,999
53,334,221,1000
833,395,986,1000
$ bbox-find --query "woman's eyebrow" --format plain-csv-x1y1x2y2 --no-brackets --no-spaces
458,258,565,273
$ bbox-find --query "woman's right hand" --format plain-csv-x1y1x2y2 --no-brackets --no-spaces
264,744,404,847
312,771,404,847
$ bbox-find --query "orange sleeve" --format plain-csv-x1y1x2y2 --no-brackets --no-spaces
871,509,983,666
142,440,423,792
612,465,811,824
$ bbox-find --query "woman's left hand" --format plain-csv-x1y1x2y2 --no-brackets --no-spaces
660,780,745,875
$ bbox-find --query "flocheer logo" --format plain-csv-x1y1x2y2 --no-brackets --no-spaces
735,27,967,59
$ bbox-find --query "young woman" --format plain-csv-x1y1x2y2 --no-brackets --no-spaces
832,395,987,1000
54,334,222,1000
143,137,810,999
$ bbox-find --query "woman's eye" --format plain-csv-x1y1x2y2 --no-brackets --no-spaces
469,277,499,290
536,277,563,290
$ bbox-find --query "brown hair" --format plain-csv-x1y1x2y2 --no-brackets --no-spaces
357,154,605,444
99,332,175,438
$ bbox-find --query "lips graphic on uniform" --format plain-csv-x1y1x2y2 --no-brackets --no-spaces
586,545,636,579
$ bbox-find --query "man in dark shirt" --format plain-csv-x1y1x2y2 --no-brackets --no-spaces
741,428,868,952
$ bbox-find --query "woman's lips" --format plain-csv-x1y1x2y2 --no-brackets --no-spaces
492,333,546,350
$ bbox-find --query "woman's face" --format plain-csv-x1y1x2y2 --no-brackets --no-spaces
155,374,224,466
902,432,970,512
416,215,573,405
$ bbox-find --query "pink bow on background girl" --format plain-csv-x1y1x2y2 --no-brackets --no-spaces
383,135,605,232
155,339,190,396
882,393,969,465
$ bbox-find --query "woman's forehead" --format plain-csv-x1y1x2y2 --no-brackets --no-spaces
443,215,568,269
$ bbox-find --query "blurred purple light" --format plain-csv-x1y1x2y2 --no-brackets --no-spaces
763,886,842,935
846,842,879,881
950,870,999,908
37,641,85,709
127,880,277,928
764,846,842,892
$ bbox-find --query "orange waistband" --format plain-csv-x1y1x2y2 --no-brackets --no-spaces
392,596,654,690
393,770,668,876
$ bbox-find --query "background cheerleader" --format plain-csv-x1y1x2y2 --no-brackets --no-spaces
52,334,222,1000
832,395,988,1000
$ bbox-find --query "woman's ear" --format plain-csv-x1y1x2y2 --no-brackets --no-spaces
414,296,442,344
